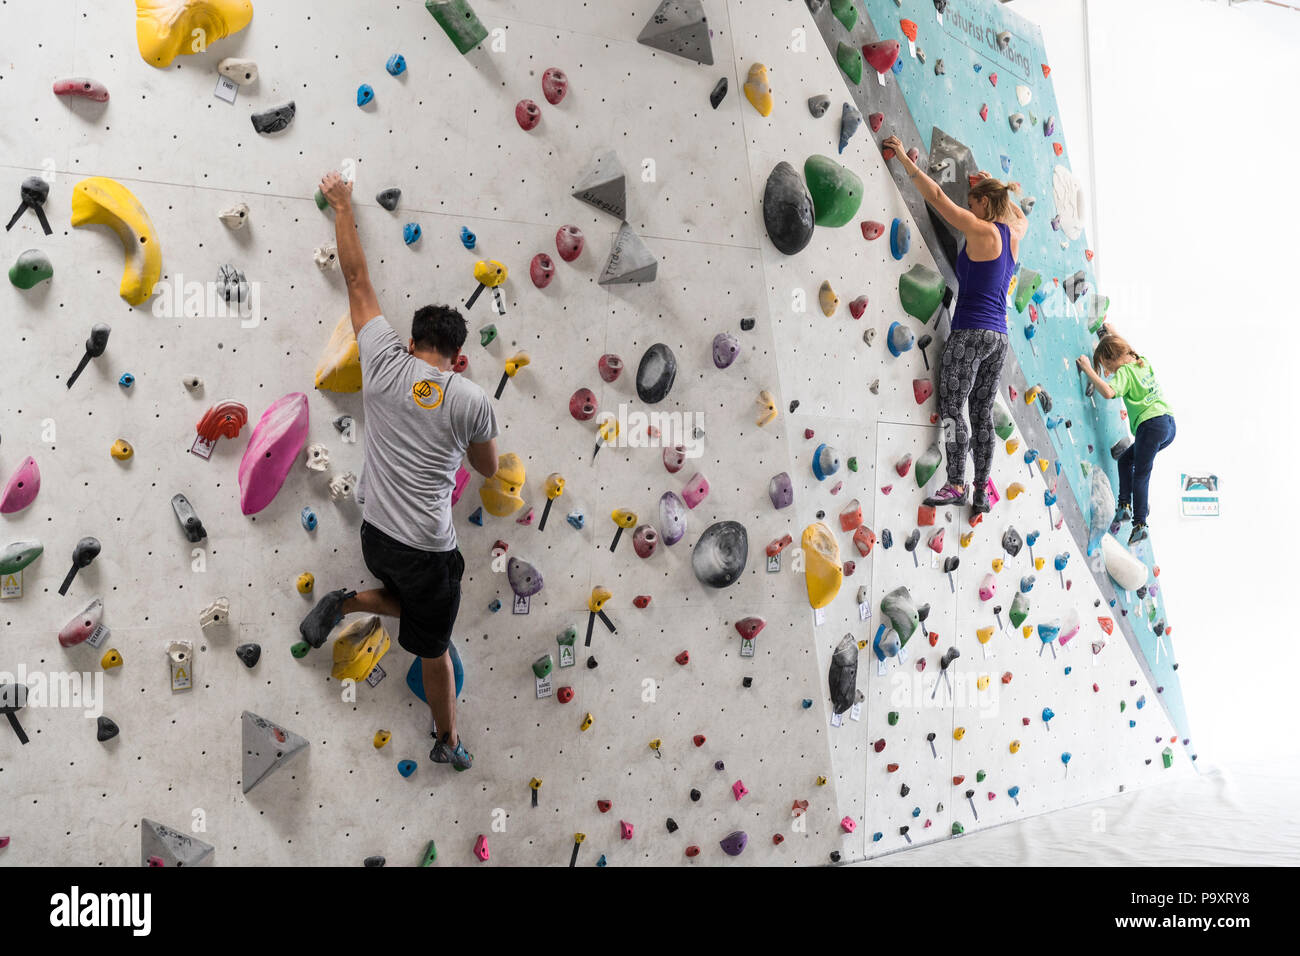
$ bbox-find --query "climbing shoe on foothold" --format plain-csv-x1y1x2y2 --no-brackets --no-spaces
431,733,473,772
298,588,355,649
1128,523,1149,546
1110,502,1133,534
923,483,968,507
970,490,991,515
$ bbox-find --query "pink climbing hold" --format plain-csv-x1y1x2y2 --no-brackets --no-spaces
542,67,568,105
907,147,920,164
620,820,634,840
451,465,471,505
682,473,710,508
515,99,541,131
1029,303,1038,322
984,477,1000,507
881,484,893,495
1008,385,1018,401
979,573,996,602
530,253,555,288
237,393,310,516
473,834,490,861
928,529,945,553
853,526,876,555
979,103,989,122
868,112,884,133
53,77,109,102
840,816,856,833
849,295,868,319
861,221,885,240
0,456,40,514
556,225,585,262
663,445,686,473
516,507,535,526
862,40,901,75
598,353,623,382
989,72,998,86
913,379,933,404
732,779,749,801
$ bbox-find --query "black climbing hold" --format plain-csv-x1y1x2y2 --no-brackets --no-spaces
236,643,262,668
690,788,701,801
636,343,678,404
829,851,842,863
881,529,893,548
171,493,207,543
250,101,296,134
740,316,756,331
742,676,753,688
762,161,816,256
692,520,748,588
586,656,598,669
714,760,725,771
789,400,800,413
376,188,401,211
815,510,825,520
363,856,386,867
710,77,728,109
666,818,679,833
96,715,119,742
6,176,53,235
900,783,910,797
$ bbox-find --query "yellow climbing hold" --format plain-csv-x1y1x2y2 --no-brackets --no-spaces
1038,458,1051,473
504,352,530,378
1006,438,1020,455
977,675,990,690
1022,625,1033,639
136,0,255,68
588,586,612,613
1010,739,1021,754
373,730,392,749
331,615,391,682
818,280,839,317
315,314,362,393
580,712,594,731
101,648,123,670
1034,557,1045,570
756,389,778,426
991,558,1004,572
960,530,975,548
1006,482,1025,500
110,439,134,461
976,626,994,645
1025,386,1041,405
480,452,526,516
954,727,966,740
801,522,843,610
70,177,162,307
816,776,828,786
296,572,315,595
743,62,773,116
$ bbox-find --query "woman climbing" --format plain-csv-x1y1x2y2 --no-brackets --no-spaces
1077,331,1174,545
883,135,1028,513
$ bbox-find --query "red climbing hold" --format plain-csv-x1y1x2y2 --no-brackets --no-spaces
868,112,884,133
900,19,918,42
1092,683,1099,693
1097,617,1113,634
1022,717,1031,726
862,40,901,75
952,775,965,785
686,845,700,857
598,353,623,382
1001,672,1013,684
1029,303,1038,322
1085,249,1095,261
853,526,876,555
881,144,895,161
542,67,568,105
515,99,541,131
530,253,555,289
913,379,933,404
989,72,998,86
979,103,989,122
887,762,899,772
930,413,939,424
773,833,784,845
917,505,936,526
557,686,574,703
880,484,893,495
928,633,938,647
1053,143,1063,156
556,225,585,262
693,734,706,747
735,616,766,640
766,534,793,557
453,353,468,373
849,295,868,319
804,428,815,439
597,799,612,812
633,595,651,608
1042,64,1052,77
895,455,913,477
861,220,885,240
675,650,690,665
843,560,856,576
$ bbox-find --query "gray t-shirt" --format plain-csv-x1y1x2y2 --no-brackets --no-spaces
356,317,497,552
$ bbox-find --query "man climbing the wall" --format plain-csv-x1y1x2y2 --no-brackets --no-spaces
298,171,499,772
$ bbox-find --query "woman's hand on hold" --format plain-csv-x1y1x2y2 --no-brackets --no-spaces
320,171,353,212
882,135,906,161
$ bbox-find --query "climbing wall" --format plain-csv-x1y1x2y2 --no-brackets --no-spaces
0,0,1190,867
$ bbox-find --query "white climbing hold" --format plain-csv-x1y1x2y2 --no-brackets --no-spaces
313,242,338,271
218,202,249,229
1100,533,1147,592
329,472,357,501
217,57,259,86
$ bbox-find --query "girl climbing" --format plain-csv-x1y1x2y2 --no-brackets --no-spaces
1077,332,1175,545
884,136,1028,512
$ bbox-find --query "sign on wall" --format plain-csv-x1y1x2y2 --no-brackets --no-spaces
1179,473,1220,517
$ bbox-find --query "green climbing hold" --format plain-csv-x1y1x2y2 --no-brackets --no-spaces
898,263,947,324
1013,268,1042,313
1087,294,1111,333
993,404,1014,441
315,189,329,210
420,840,438,866
976,769,986,782
1120,700,1126,712
915,441,942,487
836,42,862,85
9,249,53,289
291,641,311,659
830,0,858,31
888,711,899,726
426,0,489,55
847,456,858,472
804,155,863,228
480,325,498,347
1009,592,1029,628
951,821,965,835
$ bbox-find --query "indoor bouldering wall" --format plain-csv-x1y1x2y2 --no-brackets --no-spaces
0,0,1190,867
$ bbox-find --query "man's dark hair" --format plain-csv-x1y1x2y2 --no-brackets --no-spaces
411,304,467,357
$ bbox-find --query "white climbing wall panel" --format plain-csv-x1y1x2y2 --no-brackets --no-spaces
0,0,1189,867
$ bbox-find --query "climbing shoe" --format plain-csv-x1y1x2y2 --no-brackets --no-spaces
923,483,968,507
970,490,991,514
431,732,473,772
1128,523,1149,546
298,588,355,649
1110,502,1133,534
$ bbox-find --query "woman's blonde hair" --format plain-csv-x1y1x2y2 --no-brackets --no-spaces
1093,333,1143,374
969,177,1021,221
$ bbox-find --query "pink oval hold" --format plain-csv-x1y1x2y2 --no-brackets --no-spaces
515,99,541,131
861,221,884,241
53,77,109,102
598,354,623,383
238,393,310,516
663,445,686,474
542,67,568,105
633,524,658,559
530,253,555,289
0,456,40,514
682,473,710,509
556,225,585,262
569,387,598,421
59,598,104,648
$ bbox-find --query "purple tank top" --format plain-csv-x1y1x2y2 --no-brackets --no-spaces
952,221,1015,334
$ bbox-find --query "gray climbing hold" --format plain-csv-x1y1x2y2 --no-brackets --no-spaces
712,331,739,369
1020,196,1036,215
636,343,678,403
762,161,815,256
881,586,920,646
808,94,830,118
572,149,627,220
376,188,401,211
709,77,727,109
1064,270,1089,303
506,556,543,597
829,633,862,714
637,0,714,66
217,264,249,305
1002,527,1023,556
250,101,295,134
171,493,207,543
839,102,862,154
598,221,658,285
96,715,119,742
692,520,748,588
141,819,214,867
1008,112,1024,132
241,711,309,794
935,58,945,75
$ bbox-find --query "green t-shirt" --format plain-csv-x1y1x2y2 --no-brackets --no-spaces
1111,357,1171,432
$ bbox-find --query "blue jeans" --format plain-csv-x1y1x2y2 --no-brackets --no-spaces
1117,415,1176,525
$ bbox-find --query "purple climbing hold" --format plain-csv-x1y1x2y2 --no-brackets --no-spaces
768,472,793,509
719,830,749,856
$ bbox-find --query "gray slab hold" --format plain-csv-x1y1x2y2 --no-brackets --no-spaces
241,710,309,794
599,221,658,285
807,94,831,118
572,149,627,220
141,818,214,867
637,0,714,66
250,101,295,134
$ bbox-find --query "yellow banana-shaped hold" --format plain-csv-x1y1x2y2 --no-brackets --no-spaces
743,62,773,116
756,389,777,426
1006,482,1025,500
597,416,620,444
70,177,162,306
580,712,594,732
136,0,255,68
1025,386,1041,405
315,314,362,393
473,259,508,288
588,586,612,613
504,352,530,377
545,473,565,500
480,452,526,516
818,280,839,317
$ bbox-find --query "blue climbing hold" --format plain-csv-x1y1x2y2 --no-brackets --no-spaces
1042,707,1055,724
886,321,915,357
801,699,813,709
459,226,476,250
357,84,375,107
301,507,317,532
889,218,910,260
1046,415,1063,429
1000,155,1012,173
910,807,920,817
881,529,893,548
1064,666,1072,675
468,506,483,525
1044,489,1057,507
566,510,585,530
406,641,466,700
891,57,904,75
1129,719,1136,727
1026,531,1040,548
118,373,135,388
1054,553,1069,571
386,54,406,76
488,599,501,613
1020,575,1035,592
872,832,883,842
596,854,608,867
973,64,983,73
1061,752,1072,766
1136,696,1146,709
1038,623,1058,644
403,222,422,245
398,759,417,777
1024,323,1036,341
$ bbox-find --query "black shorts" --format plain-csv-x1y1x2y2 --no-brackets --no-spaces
360,521,464,659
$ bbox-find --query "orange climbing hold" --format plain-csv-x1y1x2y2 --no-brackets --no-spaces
917,504,936,526
1053,143,1064,156
900,19,918,42
1042,64,1052,77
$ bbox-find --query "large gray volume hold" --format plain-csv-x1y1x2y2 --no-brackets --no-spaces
636,343,677,403
692,520,748,588
241,710,309,794
141,818,215,866
599,221,658,285
572,149,627,220
637,0,714,66
829,633,862,714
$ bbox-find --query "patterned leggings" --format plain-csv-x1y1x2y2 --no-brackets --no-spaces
938,328,1008,489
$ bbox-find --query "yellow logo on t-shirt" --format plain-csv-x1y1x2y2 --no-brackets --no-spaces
412,379,444,410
